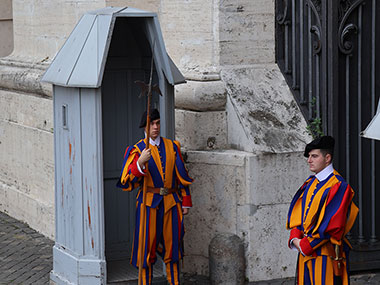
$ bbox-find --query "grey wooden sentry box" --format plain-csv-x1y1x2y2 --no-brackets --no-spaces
41,7,185,285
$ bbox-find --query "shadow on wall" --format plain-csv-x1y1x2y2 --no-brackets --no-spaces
0,0,13,57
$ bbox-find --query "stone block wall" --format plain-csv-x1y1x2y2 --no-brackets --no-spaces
12,0,105,60
242,152,311,281
0,88,54,238
0,0,13,57
219,0,275,66
184,150,247,275
184,150,311,281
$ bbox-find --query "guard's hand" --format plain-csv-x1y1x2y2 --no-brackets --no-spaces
293,238,301,252
182,208,189,215
138,148,151,168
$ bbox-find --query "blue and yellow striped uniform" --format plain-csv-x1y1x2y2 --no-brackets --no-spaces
117,137,193,285
287,170,358,285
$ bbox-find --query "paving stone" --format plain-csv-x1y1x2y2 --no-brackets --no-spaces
25,266,52,283
0,211,53,284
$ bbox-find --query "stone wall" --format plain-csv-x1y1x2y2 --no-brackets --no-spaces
184,150,311,281
219,0,275,66
0,0,13,57
12,0,105,61
184,150,247,275
0,88,54,238
223,66,310,153
242,152,310,281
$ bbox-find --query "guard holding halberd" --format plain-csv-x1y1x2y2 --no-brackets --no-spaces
117,108,193,285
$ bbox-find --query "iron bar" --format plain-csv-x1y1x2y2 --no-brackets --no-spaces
292,0,296,87
321,0,327,133
327,0,338,137
308,4,312,119
358,4,364,241
300,0,305,103
316,54,320,118
285,24,290,73
370,0,377,242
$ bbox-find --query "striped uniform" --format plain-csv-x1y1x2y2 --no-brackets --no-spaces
117,137,193,285
287,170,358,285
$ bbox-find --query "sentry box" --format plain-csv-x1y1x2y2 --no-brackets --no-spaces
41,7,185,284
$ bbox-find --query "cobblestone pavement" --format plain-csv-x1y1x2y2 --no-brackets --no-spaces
1,211,380,284
248,273,380,284
350,273,380,284
0,211,53,284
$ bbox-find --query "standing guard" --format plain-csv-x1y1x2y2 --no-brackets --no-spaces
117,109,193,285
287,136,359,284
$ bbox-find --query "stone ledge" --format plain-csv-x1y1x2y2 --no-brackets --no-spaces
0,87,54,133
185,149,250,167
0,57,52,97
175,80,226,111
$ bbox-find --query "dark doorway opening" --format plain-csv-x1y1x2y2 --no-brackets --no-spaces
102,17,163,282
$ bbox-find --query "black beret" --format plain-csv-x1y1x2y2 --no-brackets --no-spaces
139,108,160,128
304,136,335,157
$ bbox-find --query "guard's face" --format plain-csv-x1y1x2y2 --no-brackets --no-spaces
149,119,160,140
307,149,330,174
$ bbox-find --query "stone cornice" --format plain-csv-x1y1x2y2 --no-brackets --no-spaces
0,57,52,98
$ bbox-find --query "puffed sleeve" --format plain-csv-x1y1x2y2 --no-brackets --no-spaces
173,140,193,207
116,146,144,191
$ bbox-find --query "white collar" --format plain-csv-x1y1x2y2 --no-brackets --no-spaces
145,135,161,146
315,163,334,181
144,131,161,146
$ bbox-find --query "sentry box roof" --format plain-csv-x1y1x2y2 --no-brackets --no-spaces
41,7,185,88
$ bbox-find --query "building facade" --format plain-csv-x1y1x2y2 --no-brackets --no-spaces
0,0,312,282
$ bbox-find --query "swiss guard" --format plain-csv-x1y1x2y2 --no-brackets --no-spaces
117,108,193,285
287,136,359,285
